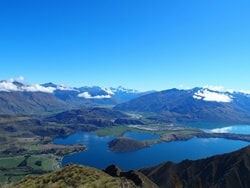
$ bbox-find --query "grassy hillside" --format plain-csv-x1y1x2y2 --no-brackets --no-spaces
4,164,158,188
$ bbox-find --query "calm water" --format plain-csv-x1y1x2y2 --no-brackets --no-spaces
123,132,160,140
54,128,250,171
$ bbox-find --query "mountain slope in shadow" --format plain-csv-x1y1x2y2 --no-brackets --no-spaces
140,144,250,188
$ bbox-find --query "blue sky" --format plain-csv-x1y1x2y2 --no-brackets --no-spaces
1,0,250,91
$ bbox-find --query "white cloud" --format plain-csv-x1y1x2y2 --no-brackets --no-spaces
239,90,250,95
24,84,55,93
93,94,112,99
203,85,225,92
193,89,233,103
0,80,19,92
203,85,235,93
78,92,92,98
78,92,111,99
0,78,55,93
16,76,25,83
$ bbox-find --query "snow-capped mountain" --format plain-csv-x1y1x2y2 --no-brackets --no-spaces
2,78,250,124
0,79,152,114
110,86,140,93
114,87,250,124
0,78,148,99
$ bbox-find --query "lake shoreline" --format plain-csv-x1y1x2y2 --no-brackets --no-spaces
57,127,250,171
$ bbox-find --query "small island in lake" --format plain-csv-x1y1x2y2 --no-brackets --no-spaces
106,125,250,152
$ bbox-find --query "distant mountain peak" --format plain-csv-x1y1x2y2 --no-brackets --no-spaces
110,86,140,93
41,82,58,88
101,87,114,95
41,82,77,91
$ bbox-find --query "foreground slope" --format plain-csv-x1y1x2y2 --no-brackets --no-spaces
5,164,158,188
140,144,250,188
5,145,250,188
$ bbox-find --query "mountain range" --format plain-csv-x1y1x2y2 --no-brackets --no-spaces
114,87,250,124
1,79,250,124
0,79,151,114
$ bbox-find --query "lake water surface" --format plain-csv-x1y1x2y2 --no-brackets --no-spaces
54,126,250,170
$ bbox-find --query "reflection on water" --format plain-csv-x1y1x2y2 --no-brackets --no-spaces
208,125,250,134
54,130,250,171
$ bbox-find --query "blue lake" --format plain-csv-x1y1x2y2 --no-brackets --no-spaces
54,129,250,171
123,132,160,140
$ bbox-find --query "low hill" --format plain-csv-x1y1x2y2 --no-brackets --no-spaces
140,144,250,188
44,107,146,128
45,107,129,127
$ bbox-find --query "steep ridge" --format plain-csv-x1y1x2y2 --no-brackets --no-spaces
0,91,68,114
140,144,250,188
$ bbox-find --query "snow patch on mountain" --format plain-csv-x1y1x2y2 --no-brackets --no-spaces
102,88,114,95
24,84,55,93
110,86,140,93
56,85,77,91
193,88,233,103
